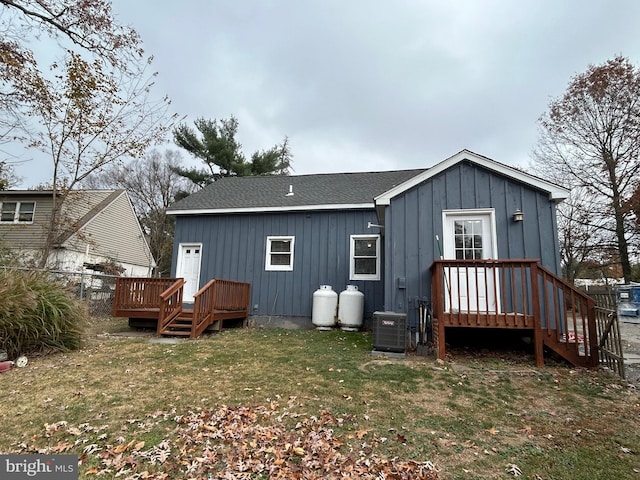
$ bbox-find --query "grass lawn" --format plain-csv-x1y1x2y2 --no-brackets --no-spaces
0,316,638,479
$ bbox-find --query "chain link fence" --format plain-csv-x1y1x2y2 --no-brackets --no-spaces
54,270,119,317
5,267,120,317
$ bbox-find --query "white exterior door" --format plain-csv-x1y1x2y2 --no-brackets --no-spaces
176,243,202,302
442,210,499,313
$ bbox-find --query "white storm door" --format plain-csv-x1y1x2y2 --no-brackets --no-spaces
176,243,202,302
442,211,499,313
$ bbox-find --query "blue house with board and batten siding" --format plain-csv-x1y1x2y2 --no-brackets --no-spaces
162,150,600,368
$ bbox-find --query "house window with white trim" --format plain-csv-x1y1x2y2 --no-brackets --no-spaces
350,234,380,280
265,236,295,271
0,201,35,223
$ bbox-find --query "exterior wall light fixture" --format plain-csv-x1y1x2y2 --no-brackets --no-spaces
513,209,524,222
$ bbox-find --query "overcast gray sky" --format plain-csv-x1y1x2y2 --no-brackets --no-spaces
14,0,640,185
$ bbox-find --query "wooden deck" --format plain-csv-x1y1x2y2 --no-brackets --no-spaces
431,259,598,368
113,277,251,338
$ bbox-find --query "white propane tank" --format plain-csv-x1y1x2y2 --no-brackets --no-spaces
338,285,364,331
312,285,338,330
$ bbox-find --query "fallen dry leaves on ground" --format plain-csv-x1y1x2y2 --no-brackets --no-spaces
12,396,439,479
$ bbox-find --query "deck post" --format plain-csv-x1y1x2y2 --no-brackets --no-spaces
530,262,544,367
431,262,446,361
112,279,121,317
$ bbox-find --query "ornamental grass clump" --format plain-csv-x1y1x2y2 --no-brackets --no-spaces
0,269,84,358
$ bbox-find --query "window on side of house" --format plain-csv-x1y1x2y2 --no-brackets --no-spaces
0,201,35,223
350,234,380,280
265,236,295,271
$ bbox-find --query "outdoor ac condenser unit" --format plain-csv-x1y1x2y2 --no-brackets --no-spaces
372,311,407,353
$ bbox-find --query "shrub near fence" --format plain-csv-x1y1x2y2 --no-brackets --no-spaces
2,268,119,318
0,269,83,358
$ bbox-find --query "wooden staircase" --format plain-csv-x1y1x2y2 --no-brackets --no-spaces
158,307,195,336
541,331,592,367
156,278,251,339
534,265,597,368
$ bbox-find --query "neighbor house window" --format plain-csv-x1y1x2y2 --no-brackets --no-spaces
0,201,35,223
265,236,295,271
350,234,380,280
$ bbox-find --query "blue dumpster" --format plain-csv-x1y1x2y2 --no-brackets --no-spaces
617,284,640,317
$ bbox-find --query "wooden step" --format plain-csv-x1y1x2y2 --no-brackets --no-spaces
161,322,191,329
542,335,591,368
163,319,192,327
159,325,192,335
158,306,195,337
169,319,192,326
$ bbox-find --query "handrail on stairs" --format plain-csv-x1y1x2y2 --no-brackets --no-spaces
534,263,598,367
192,278,251,338
157,278,185,335
192,278,216,338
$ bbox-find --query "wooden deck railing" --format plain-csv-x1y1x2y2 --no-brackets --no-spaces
113,278,180,316
431,259,537,328
431,259,597,367
157,279,185,335
192,278,251,338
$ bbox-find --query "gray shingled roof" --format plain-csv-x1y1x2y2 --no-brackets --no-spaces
168,169,427,213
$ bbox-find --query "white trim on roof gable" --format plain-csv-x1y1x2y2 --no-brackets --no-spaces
168,202,375,216
374,150,570,206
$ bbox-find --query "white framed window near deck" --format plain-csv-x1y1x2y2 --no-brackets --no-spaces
0,201,35,223
350,234,380,280
265,236,295,271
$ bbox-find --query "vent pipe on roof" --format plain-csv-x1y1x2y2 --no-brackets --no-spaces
285,184,294,197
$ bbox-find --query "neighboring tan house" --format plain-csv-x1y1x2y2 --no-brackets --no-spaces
0,189,155,276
